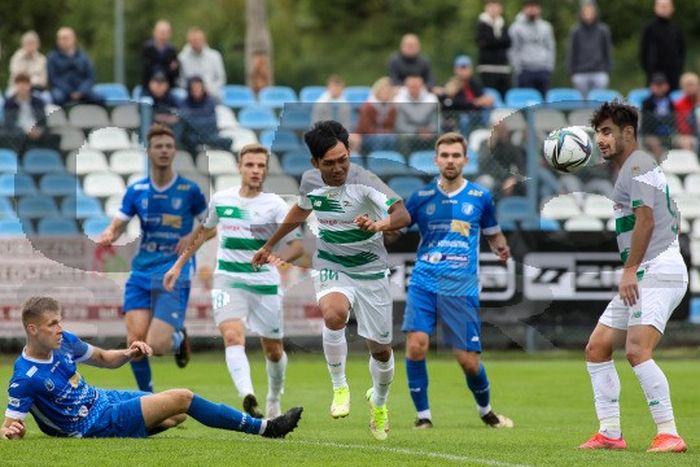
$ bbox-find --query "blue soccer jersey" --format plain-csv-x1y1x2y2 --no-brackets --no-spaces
117,174,207,277
405,180,500,296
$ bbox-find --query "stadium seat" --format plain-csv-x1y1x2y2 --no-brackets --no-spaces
215,174,242,191
299,86,326,103
462,150,479,175
45,105,68,128
661,149,700,175
670,89,684,103
258,86,298,108
692,219,700,239
38,218,78,236
0,174,37,197
260,129,302,153
540,195,581,220
281,150,313,177
345,86,371,107
564,216,604,231
196,149,237,175
0,149,18,173
0,197,14,218
83,216,112,237
83,172,126,197
627,88,651,108
568,108,594,126
587,89,623,102
88,127,132,151
680,217,691,233
223,85,256,108
279,104,313,131
546,88,584,103
111,103,140,129
173,150,197,173
408,150,439,176
66,148,109,175
583,194,614,219
497,196,531,222
18,195,59,218
267,153,283,175
171,87,187,102
110,149,146,175
367,151,407,176
127,172,146,186
489,108,526,131
673,193,700,219
93,83,130,102
103,194,123,217
483,87,504,108
131,85,143,100
23,148,64,174
221,126,258,152
521,217,560,231
0,218,28,237
61,195,103,219
350,153,366,168
264,175,299,195
180,172,211,196
468,128,491,153
238,105,278,130
505,88,543,108
684,173,700,194
666,173,683,195
55,127,86,152
215,105,238,130
534,108,567,133
68,104,111,129
40,173,79,196
388,176,424,200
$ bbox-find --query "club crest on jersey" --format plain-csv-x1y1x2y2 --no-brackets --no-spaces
171,198,183,210
78,405,89,417
468,189,483,197
426,203,436,215
461,202,474,215
44,378,55,392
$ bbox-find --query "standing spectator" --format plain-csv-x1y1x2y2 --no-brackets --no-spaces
476,0,512,99
47,27,103,106
641,73,675,158
142,20,179,90
640,0,685,90
673,72,699,150
356,77,397,153
312,75,352,129
179,28,226,101
567,1,613,98
180,76,232,154
387,34,434,89
8,31,47,95
394,75,439,152
509,0,555,96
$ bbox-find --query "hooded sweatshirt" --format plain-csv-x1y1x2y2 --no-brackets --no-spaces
178,44,226,99
567,17,613,74
508,12,555,73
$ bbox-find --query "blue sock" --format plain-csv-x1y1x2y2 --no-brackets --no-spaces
171,330,184,353
466,364,490,410
187,394,263,435
130,358,153,392
405,358,429,413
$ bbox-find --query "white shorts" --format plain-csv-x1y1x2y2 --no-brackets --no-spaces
312,269,393,344
599,248,688,334
211,286,284,339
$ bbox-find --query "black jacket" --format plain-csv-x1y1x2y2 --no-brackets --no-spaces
3,95,47,131
567,20,613,74
476,17,511,67
640,16,685,88
142,40,180,88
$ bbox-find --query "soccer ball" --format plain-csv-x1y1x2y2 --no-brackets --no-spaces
543,126,593,173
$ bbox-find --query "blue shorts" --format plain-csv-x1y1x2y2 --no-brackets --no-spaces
402,285,482,352
124,273,190,329
85,389,148,438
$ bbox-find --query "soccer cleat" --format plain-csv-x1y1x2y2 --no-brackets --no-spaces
414,418,433,429
262,407,303,438
365,388,389,441
330,385,350,418
646,433,688,453
481,410,514,428
174,327,190,368
578,432,628,449
266,399,281,419
243,394,264,419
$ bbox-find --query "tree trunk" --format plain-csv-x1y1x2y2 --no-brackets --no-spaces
245,0,273,93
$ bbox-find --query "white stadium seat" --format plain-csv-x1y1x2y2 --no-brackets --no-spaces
661,149,700,175
196,150,237,175
673,193,700,219
691,240,700,266
128,172,146,185
489,108,525,131
666,174,683,196
216,105,238,130
66,148,109,175
564,216,604,231
267,153,283,175
683,173,700,194
540,195,581,220
88,127,132,151
468,129,491,153
215,174,242,191
534,109,567,133
110,149,146,175
55,127,86,152
104,195,123,217
264,175,299,195
69,104,110,129
583,194,614,219
83,172,126,197
222,127,259,152
693,220,700,239
46,105,68,128
173,150,197,173
111,104,140,129
567,109,594,127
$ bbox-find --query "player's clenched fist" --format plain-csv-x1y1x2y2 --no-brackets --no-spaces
251,246,272,268
1,420,26,440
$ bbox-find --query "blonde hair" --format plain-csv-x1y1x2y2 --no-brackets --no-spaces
238,143,269,163
435,132,467,154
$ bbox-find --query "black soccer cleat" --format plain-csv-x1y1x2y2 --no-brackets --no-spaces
174,327,190,368
243,394,264,419
481,410,514,428
262,407,303,438
414,418,433,429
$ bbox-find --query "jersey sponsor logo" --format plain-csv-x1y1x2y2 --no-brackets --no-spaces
171,198,183,210
442,199,457,204
44,379,55,392
26,366,38,377
143,215,162,226
418,189,435,197
134,183,149,190
450,220,471,236
161,214,183,229
468,189,483,197
8,397,20,408
152,193,168,199
427,221,451,233
461,202,474,215
437,239,469,249
425,203,435,215
177,184,191,191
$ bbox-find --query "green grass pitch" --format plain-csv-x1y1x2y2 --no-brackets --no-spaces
1,351,698,466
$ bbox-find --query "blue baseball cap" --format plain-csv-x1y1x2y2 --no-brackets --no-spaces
454,55,472,68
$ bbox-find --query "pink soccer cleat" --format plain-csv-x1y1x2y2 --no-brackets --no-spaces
647,434,688,453
578,432,627,450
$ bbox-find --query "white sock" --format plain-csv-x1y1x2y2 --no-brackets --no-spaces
417,409,432,420
633,359,678,435
586,360,621,438
478,404,492,417
323,326,348,389
225,345,254,398
370,352,394,407
266,351,287,402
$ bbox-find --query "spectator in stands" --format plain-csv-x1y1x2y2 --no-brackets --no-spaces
673,72,699,151
47,27,103,106
312,75,352,129
641,73,676,158
640,0,685,90
1,73,59,151
180,76,232,154
476,0,512,99
567,1,613,98
179,28,226,101
355,77,397,153
8,31,47,95
478,121,525,199
145,71,182,137
387,34,434,89
142,20,179,90
508,0,555,96
394,75,439,152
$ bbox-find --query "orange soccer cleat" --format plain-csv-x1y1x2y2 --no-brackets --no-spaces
578,432,628,450
647,433,688,453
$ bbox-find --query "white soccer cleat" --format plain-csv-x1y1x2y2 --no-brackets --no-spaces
330,385,351,418
266,399,281,419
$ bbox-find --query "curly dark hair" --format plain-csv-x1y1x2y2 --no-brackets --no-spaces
590,100,639,138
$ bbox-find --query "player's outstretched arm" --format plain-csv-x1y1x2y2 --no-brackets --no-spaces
96,218,128,246
485,232,511,262
164,224,217,291
252,205,312,266
1,417,26,440
354,201,411,233
85,341,153,369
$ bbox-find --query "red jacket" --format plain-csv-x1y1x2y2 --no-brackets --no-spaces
355,102,397,134
674,95,697,135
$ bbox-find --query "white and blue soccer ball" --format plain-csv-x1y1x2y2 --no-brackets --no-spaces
543,126,593,173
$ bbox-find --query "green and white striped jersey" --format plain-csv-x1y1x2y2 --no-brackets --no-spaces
299,164,401,279
612,150,679,264
203,187,301,294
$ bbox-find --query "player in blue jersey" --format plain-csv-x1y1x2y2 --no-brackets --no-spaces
97,124,209,392
1,296,302,440
402,132,514,429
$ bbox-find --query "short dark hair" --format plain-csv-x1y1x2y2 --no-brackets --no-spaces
435,132,467,154
304,120,349,160
147,123,176,145
22,296,59,328
590,100,639,138
14,73,31,84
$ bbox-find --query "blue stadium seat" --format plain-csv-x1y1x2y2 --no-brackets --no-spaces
131,85,143,100
587,89,623,102
171,87,187,102
223,85,256,108
670,89,684,103
521,217,560,231
350,153,366,168
17,195,59,219
83,217,112,237
345,86,371,108
627,88,651,108
23,148,64,174
499,220,516,231
483,87,504,108
408,150,438,176
0,174,38,197
546,88,584,103
38,218,78,236
463,149,479,175
497,196,531,222
258,86,298,108
505,88,543,108
238,105,278,130
388,176,425,200
93,83,130,102
366,151,407,175
281,150,312,177
279,104,312,130
0,149,18,173
0,218,29,237
61,195,103,219
260,129,302,153
299,86,326,102
0,197,15,217
40,174,79,196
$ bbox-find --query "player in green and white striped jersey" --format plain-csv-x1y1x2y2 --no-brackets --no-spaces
252,121,411,441
164,144,304,419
